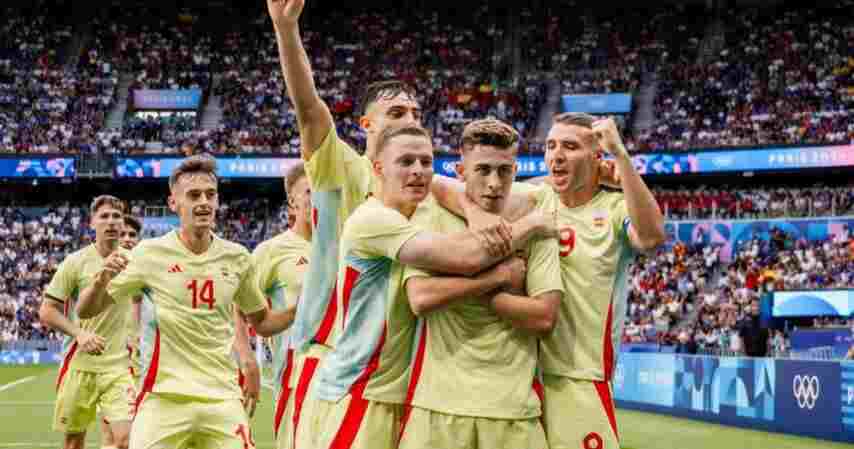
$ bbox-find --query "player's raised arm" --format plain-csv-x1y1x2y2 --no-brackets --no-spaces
267,0,333,160
592,118,665,251
404,257,526,316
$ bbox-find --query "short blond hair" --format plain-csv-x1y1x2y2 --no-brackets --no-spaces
552,112,597,129
375,125,432,158
90,195,125,215
169,155,217,191
284,162,307,198
460,118,519,153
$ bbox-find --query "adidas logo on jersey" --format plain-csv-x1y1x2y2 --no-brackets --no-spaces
296,256,308,266
168,264,183,273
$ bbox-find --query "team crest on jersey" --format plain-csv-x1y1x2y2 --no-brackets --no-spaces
296,256,308,266
559,226,576,257
592,210,608,228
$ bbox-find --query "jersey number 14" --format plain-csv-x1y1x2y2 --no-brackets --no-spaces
186,279,216,309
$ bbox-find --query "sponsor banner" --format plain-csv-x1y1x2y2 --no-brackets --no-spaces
133,89,203,110
840,362,854,433
775,359,841,438
773,290,854,317
616,353,851,443
0,350,62,365
115,157,303,178
0,157,75,178
561,93,633,114
433,144,854,178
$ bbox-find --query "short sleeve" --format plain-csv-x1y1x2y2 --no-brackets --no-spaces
235,259,268,315
107,248,146,304
402,265,432,284
252,246,280,296
525,237,565,298
346,202,424,260
304,127,370,192
44,256,78,303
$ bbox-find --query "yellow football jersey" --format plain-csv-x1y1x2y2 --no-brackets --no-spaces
402,204,564,419
45,244,132,374
108,231,267,401
534,188,635,381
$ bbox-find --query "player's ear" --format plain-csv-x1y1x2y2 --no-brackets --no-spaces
167,193,178,214
372,159,383,178
359,115,371,132
454,158,466,181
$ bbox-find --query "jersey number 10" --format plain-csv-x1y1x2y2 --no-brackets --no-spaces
186,279,216,309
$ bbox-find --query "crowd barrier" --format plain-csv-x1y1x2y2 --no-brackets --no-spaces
614,352,851,443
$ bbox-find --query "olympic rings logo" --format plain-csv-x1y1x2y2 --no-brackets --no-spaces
792,375,820,410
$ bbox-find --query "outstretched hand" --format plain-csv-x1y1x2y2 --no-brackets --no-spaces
267,0,305,30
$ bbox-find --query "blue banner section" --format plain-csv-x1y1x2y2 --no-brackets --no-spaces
773,290,854,317
115,157,303,178
561,94,633,113
133,89,203,110
0,157,75,178
790,329,852,359
841,362,854,433
433,144,854,178
0,350,62,365
776,359,841,438
142,216,179,237
666,216,854,263
615,353,853,443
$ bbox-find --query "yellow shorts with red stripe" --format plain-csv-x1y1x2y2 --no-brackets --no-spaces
276,344,328,449
397,406,546,449
53,368,135,434
131,393,253,449
542,374,620,449
296,390,401,449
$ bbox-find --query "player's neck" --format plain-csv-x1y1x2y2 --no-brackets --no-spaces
293,219,312,241
94,238,117,258
558,182,599,209
178,227,213,255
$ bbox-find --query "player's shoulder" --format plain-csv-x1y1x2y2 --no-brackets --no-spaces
57,243,96,269
214,235,252,259
252,232,289,257
595,188,626,206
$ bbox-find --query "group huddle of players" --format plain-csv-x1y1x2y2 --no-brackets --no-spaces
37,1,667,448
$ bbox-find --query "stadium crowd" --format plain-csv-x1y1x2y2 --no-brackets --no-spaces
2,2,850,156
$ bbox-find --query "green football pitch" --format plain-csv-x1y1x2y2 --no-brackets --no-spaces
0,366,850,449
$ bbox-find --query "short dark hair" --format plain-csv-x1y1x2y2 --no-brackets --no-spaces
375,124,432,157
169,155,217,191
357,80,417,116
123,215,142,234
461,118,520,153
553,112,597,129
90,195,125,215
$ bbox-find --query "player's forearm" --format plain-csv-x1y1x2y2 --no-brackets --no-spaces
407,272,506,316
489,292,559,336
76,282,113,319
253,308,296,338
274,25,332,155
232,308,253,359
613,154,666,250
38,301,82,338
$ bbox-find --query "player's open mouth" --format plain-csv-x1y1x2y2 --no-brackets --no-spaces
105,230,118,236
